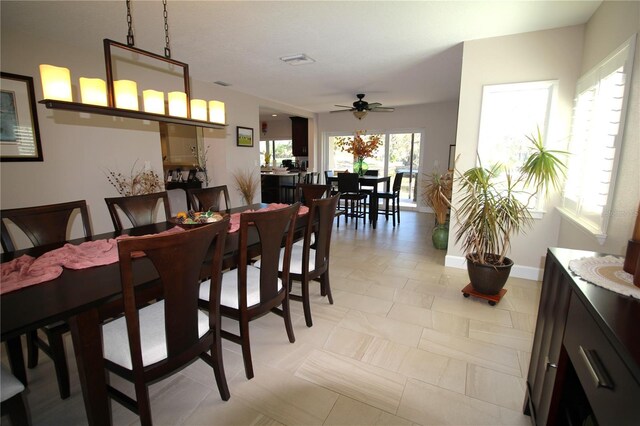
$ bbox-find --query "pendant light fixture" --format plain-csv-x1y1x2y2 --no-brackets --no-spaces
38,0,226,129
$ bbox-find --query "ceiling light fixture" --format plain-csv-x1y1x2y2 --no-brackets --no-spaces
353,110,368,120
279,54,315,66
38,0,226,129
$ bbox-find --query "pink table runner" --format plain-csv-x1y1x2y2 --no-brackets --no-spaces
1,203,307,294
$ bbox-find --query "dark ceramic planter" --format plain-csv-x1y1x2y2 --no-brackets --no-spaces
466,254,514,295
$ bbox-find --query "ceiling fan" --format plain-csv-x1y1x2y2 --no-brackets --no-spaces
330,94,395,120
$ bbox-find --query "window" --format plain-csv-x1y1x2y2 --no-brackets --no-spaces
476,80,558,213
559,35,636,242
260,139,293,166
325,130,422,207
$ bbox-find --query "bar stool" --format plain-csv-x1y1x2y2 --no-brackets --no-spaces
377,172,404,226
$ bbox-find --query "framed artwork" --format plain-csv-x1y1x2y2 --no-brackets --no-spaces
236,126,254,147
1,72,43,161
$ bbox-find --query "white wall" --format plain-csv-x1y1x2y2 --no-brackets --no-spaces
557,1,640,255
447,26,585,278
0,27,278,235
316,101,459,209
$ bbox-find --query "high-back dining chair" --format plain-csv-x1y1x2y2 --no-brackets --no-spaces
199,203,300,380
294,183,330,208
337,173,367,229
101,219,230,426
104,191,171,231
1,200,93,400
1,364,31,425
186,185,231,213
268,193,340,327
378,172,404,226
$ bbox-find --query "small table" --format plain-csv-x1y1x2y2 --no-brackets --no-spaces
327,175,391,229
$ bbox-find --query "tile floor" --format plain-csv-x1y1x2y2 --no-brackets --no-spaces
2,211,540,425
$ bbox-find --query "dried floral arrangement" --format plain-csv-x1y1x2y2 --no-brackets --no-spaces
106,161,164,196
191,144,210,187
232,169,260,205
335,130,383,159
423,170,453,225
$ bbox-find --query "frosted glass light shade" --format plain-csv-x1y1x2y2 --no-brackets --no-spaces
39,64,73,101
114,80,139,110
143,90,165,114
168,91,188,117
79,78,107,106
208,100,225,124
190,99,207,120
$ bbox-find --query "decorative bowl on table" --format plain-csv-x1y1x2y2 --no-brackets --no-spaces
169,211,226,228
272,167,289,174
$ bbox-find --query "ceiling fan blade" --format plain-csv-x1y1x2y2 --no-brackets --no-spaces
367,102,382,107
371,107,395,112
334,105,353,109
330,109,353,113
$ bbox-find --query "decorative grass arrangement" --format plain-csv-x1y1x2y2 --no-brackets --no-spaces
106,161,163,196
233,169,260,205
423,170,453,225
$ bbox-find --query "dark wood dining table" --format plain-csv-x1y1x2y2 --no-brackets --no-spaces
326,175,391,229
0,203,301,426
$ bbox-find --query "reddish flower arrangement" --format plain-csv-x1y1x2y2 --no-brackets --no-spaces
335,130,383,159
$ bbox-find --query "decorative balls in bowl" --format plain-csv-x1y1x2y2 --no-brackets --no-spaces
170,210,225,228
273,167,289,174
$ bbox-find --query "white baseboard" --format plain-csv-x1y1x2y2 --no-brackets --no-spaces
444,255,543,281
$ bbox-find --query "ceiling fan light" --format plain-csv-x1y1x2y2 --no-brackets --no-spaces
353,110,368,120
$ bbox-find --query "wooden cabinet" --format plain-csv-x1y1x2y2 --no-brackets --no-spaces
525,248,640,425
290,116,308,157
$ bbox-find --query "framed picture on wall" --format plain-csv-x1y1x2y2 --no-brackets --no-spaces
236,126,254,147
1,72,43,161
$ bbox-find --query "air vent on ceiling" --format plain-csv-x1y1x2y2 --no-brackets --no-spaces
280,54,315,66
214,81,231,87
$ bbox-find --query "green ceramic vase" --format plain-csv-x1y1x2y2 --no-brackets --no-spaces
432,224,449,250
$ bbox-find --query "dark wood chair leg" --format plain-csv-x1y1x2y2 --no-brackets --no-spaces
321,272,334,305
301,277,313,327
134,381,152,426
396,195,401,224
3,393,31,426
239,315,254,380
45,329,71,399
5,338,27,387
210,339,230,400
26,331,38,369
392,197,396,227
282,299,296,343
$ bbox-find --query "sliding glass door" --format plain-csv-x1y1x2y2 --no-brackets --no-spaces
326,130,422,208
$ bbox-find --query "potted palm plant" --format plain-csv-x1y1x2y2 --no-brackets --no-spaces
424,169,453,249
453,129,566,295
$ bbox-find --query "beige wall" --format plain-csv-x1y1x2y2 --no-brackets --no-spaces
557,0,640,255
316,101,460,209
447,26,585,278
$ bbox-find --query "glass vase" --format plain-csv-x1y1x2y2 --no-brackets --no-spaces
353,157,369,176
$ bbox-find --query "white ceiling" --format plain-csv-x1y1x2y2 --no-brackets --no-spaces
1,1,601,116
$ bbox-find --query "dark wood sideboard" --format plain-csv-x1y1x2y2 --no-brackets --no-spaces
524,247,640,425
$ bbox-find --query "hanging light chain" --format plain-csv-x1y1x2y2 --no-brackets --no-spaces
126,0,135,46
163,0,171,58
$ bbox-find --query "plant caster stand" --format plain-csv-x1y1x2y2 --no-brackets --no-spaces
461,283,507,306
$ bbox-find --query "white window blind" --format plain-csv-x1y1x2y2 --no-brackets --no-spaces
560,35,636,242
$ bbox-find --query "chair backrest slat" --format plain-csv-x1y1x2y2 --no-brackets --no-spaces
116,218,229,364
238,204,300,307
337,173,360,194
306,193,340,274
186,185,231,213
1,200,92,252
104,192,171,231
295,183,330,207
393,172,404,192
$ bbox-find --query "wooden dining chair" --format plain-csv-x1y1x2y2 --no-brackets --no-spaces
1,364,31,425
186,185,231,213
337,173,368,229
1,200,93,400
377,172,404,226
199,203,300,380
101,219,230,426
259,193,340,327
104,191,171,231
294,183,330,208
